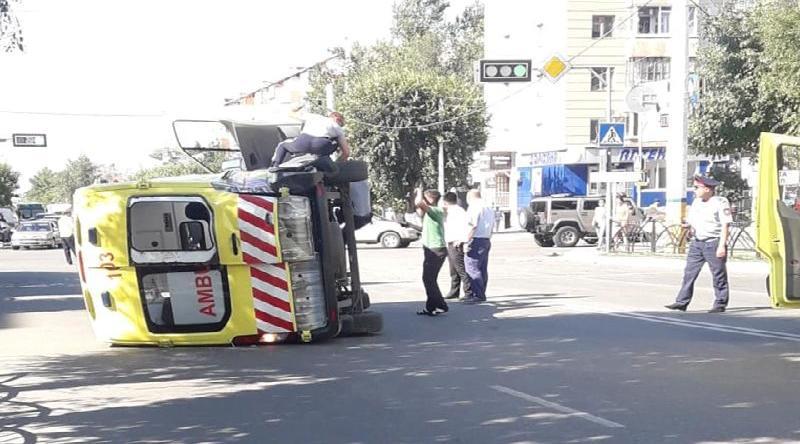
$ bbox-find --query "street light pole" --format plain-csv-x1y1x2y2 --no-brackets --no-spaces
667,0,690,223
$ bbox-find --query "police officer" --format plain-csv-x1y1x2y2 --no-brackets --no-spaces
666,175,733,313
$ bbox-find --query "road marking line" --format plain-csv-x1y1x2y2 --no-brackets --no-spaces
607,312,800,342
10,294,83,301
490,385,625,429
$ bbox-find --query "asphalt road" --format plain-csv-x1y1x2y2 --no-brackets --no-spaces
2,234,800,444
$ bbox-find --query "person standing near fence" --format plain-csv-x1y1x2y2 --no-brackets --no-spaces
666,175,732,313
592,200,607,250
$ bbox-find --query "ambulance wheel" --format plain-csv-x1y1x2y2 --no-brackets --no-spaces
328,160,368,185
340,311,383,336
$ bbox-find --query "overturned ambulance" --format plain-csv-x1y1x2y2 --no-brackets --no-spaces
73,120,381,345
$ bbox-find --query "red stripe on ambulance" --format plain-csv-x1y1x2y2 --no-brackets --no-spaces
237,195,279,265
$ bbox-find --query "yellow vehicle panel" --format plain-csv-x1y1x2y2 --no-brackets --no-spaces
755,132,800,308
73,178,299,345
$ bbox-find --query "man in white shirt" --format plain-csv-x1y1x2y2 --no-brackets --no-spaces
271,111,351,167
442,192,472,301
57,214,75,265
666,175,733,313
463,189,495,304
591,199,608,249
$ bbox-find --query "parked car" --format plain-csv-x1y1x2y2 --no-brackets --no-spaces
355,216,420,248
519,195,603,247
11,221,61,249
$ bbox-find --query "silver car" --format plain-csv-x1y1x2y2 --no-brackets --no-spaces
11,221,60,249
355,217,420,248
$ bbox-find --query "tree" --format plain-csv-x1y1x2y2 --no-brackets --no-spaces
25,167,61,204
306,0,487,210
0,0,24,53
340,67,487,209
132,148,226,180
690,3,800,159
59,155,98,202
0,163,20,206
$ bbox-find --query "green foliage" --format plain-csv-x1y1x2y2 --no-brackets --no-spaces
26,156,98,204
132,150,226,180
690,3,800,159
60,155,99,201
307,0,487,210
25,167,61,204
0,163,20,206
0,0,24,53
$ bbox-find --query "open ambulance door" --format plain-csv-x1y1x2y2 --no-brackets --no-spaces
756,132,800,308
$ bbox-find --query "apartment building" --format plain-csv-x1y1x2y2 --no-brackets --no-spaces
482,0,713,225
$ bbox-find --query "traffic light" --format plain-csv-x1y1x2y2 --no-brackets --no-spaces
479,59,532,82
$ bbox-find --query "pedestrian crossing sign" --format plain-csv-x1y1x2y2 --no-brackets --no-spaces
598,123,625,147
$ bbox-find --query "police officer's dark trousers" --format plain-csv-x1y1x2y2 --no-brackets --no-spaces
675,238,729,308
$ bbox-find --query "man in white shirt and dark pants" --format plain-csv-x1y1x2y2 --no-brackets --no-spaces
463,190,495,304
666,175,733,313
443,192,472,301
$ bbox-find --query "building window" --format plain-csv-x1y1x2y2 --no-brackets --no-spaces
592,15,615,38
638,6,671,35
590,67,614,91
590,119,599,143
629,57,671,85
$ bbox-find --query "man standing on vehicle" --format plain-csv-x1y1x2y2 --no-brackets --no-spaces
271,111,351,167
463,189,495,304
415,188,449,316
666,175,732,313
442,192,472,301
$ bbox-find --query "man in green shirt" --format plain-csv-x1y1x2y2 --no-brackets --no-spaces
415,188,449,316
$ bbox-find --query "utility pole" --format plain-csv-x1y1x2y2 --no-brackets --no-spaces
604,67,613,253
666,0,690,222
438,99,445,194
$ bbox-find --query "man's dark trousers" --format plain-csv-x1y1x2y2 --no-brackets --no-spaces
423,247,449,312
446,242,471,299
61,235,75,265
465,238,491,301
675,238,729,308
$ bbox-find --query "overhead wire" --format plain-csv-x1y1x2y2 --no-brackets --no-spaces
345,0,657,131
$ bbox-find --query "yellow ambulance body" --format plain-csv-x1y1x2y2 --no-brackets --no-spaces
73,174,335,345
755,132,800,308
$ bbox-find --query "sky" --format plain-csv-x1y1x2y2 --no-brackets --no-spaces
0,0,472,192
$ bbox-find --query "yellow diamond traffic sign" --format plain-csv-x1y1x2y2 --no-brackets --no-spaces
542,55,570,83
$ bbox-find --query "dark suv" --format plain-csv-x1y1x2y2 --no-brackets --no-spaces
519,196,602,247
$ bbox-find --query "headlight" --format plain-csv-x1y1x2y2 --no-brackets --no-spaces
277,196,315,262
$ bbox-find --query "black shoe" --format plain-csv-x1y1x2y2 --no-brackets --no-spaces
462,297,484,305
417,309,438,316
665,302,688,311
708,306,726,313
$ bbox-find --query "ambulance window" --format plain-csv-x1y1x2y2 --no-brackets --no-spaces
778,145,800,213
129,199,214,252
138,266,231,333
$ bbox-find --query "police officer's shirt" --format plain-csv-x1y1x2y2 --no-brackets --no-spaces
687,195,732,241
302,114,345,140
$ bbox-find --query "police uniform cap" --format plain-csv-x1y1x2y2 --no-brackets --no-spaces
693,175,720,188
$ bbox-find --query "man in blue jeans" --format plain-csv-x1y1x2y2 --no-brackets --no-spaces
666,175,732,313
463,190,495,304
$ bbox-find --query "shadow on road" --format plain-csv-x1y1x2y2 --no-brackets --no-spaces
3,294,800,443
